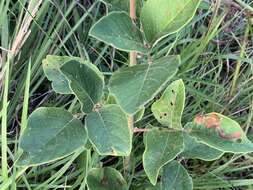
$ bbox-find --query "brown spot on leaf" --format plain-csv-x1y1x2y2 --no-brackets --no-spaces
101,177,108,186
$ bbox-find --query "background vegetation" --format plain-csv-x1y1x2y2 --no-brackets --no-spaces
1,0,253,189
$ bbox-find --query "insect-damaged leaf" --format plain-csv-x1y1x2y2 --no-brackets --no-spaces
186,113,253,153
152,79,185,129
86,105,132,156
109,56,180,114
143,127,184,185
17,107,87,166
43,55,75,94
181,132,223,161
87,167,127,190
89,11,148,53
141,0,201,44
161,161,193,190
60,59,104,114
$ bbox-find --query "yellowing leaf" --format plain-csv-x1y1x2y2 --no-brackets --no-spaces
152,79,185,129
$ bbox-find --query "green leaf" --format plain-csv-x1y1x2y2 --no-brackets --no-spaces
17,107,87,166
186,113,253,153
181,132,224,161
42,55,76,94
109,56,180,114
134,106,145,122
60,59,104,114
161,161,193,190
87,167,127,190
143,127,184,185
152,79,185,129
89,12,148,53
86,105,132,156
141,0,201,43
145,185,161,190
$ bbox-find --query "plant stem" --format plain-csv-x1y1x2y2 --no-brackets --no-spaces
133,127,150,133
230,22,249,97
124,0,137,175
128,0,137,131
20,60,31,134
1,53,11,183
130,0,136,21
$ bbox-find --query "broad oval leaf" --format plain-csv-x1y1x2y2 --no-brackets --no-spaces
60,59,104,114
181,132,224,161
86,105,132,156
87,167,127,190
89,11,148,53
141,0,201,43
143,127,184,185
17,107,87,166
186,113,253,153
109,56,180,114
161,161,193,190
152,79,185,129
42,55,76,94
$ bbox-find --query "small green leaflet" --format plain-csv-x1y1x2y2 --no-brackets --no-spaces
42,55,76,94
161,161,193,190
87,167,127,190
89,11,148,53
17,107,87,166
43,55,104,114
60,59,104,114
152,79,185,129
86,105,132,156
109,56,180,114
141,0,201,44
143,127,184,185
186,113,253,153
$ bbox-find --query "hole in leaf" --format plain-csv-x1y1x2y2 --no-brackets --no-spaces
170,102,174,106
164,113,167,116
172,89,175,94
